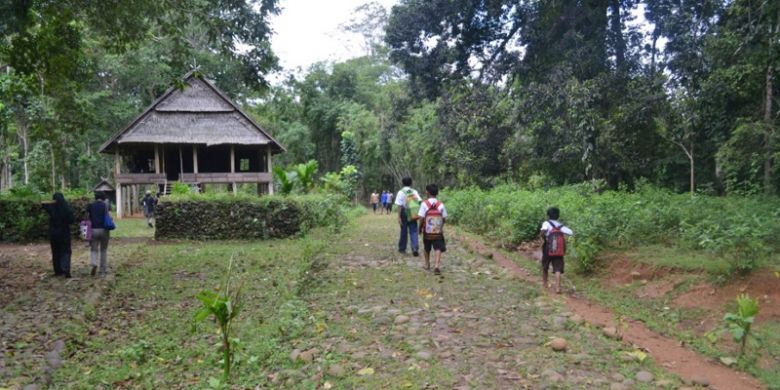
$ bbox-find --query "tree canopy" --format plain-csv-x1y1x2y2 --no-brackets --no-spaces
1,0,778,196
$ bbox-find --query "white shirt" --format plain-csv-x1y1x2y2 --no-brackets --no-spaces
395,187,420,208
540,220,574,236
417,198,448,219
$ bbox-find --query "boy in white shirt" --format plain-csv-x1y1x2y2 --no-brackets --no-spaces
540,207,574,294
417,184,448,274
395,177,421,256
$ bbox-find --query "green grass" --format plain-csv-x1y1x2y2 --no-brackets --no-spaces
53,236,326,388
111,218,155,239
0,213,677,389
627,245,732,274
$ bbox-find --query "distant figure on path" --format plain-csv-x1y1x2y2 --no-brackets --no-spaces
87,191,112,277
396,177,421,256
540,207,574,294
370,191,380,214
42,193,75,278
142,190,157,228
385,190,393,214
418,184,448,274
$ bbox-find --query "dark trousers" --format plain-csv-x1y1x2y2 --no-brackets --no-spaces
50,238,72,276
398,219,419,252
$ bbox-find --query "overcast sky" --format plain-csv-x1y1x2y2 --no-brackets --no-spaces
270,0,399,74
268,1,660,81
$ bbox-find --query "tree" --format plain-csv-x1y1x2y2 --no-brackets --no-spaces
341,2,389,57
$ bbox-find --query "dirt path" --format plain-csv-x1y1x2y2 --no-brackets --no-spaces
455,229,766,390
300,214,690,389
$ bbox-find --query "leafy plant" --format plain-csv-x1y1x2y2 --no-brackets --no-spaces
293,160,318,193
320,171,344,193
272,165,296,195
723,294,760,358
193,256,245,382
171,182,190,195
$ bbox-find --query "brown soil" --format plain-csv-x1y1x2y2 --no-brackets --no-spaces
675,272,780,323
455,231,766,390
600,254,675,287
0,243,54,306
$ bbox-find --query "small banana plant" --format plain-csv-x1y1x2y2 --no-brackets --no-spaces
724,294,759,359
193,256,244,382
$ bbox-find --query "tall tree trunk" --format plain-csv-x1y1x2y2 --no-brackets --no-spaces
609,0,626,74
764,8,779,194
18,119,29,185
764,64,774,194
650,31,658,74
50,142,56,190
689,141,695,195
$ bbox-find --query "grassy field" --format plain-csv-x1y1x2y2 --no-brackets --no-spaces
1,214,686,389
109,217,155,239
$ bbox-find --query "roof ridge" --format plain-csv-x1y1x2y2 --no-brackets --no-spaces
99,71,285,153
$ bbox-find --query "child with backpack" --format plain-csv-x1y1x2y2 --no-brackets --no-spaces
540,207,574,294
396,177,422,256
417,184,448,274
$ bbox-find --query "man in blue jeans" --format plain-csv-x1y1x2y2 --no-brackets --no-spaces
395,176,421,256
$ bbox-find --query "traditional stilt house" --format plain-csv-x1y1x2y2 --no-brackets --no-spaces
100,71,285,218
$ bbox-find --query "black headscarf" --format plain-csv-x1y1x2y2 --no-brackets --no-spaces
46,192,75,238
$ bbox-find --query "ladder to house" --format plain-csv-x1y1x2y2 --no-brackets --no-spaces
160,181,201,196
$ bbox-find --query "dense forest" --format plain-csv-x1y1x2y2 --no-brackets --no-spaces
1,0,778,196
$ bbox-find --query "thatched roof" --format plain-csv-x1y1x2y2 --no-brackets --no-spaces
100,71,285,153
93,178,115,192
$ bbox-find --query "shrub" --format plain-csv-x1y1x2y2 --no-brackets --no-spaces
0,195,90,242
444,185,780,274
155,193,347,240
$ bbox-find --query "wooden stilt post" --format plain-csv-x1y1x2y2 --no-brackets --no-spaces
154,145,161,174
193,145,199,174
131,185,137,216
230,145,237,195
267,146,274,195
115,153,123,218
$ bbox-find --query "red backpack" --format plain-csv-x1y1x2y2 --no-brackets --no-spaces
422,200,445,239
545,220,566,257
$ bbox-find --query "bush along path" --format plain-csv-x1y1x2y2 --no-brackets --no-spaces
452,228,766,390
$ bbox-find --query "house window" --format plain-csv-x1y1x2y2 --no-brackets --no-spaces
240,159,250,171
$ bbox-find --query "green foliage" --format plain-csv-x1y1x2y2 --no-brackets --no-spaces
293,160,318,193
445,185,780,274
272,166,296,195
723,294,760,359
193,256,245,382
155,194,347,240
171,182,191,195
0,195,89,242
119,340,153,364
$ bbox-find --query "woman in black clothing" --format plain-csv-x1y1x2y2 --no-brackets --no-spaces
42,193,75,278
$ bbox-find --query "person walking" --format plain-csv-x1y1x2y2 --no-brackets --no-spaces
395,177,421,256
385,190,394,214
42,193,75,278
370,191,380,214
142,190,157,228
86,191,112,277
